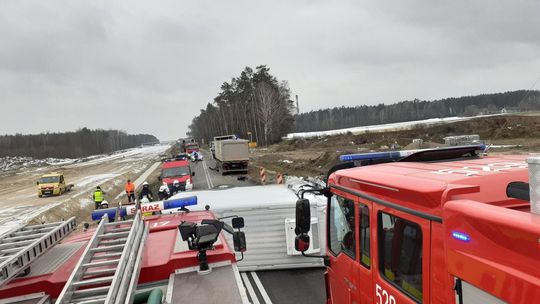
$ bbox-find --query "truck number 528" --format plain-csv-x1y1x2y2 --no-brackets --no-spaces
376,284,396,304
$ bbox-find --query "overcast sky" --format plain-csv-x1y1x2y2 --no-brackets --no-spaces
1,1,539,140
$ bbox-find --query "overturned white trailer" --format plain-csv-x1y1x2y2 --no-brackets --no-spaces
167,183,327,271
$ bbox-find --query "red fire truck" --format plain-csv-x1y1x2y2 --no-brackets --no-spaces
294,145,540,303
0,197,248,303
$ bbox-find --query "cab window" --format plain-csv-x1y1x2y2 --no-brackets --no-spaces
378,212,423,302
328,195,355,259
359,203,370,268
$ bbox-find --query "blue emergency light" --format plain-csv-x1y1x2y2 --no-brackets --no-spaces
340,144,488,163
90,196,198,221
451,231,471,242
163,196,198,209
340,151,405,162
91,207,127,221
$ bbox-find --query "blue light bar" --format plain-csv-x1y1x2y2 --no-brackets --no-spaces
91,207,127,221
163,196,198,209
451,231,471,242
340,144,488,162
340,151,404,162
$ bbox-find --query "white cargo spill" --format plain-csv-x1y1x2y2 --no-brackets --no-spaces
167,184,327,271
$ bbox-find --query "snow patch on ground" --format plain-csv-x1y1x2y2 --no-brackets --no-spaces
76,173,122,188
0,156,76,172
79,198,93,208
0,144,170,172
0,202,63,236
68,145,169,168
285,114,503,139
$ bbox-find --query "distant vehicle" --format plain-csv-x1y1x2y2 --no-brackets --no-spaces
212,135,237,159
174,153,190,161
183,142,200,154
214,139,249,174
159,160,194,191
37,172,74,197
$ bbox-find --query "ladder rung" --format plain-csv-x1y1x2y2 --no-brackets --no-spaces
98,231,129,239
72,275,114,287
83,268,117,277
90,244,125,253
105,220,133,227
91,252,122,260
0,240,34,250
1,233,47,243
98,238,128,246
0,246,27,255
0,255,12,261
82,259,120,268
20,222,62,231
107,227,131,233
72,286,110,298
10,228,52,237
70,296,107,304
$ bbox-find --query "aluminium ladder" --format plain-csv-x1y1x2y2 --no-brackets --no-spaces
55,211,148,304
0,217,77,287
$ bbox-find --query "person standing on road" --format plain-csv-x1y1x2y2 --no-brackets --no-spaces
92,186,105,209
158,182,170,200
138,181,154,202
171,180,181,195
125,179,136,203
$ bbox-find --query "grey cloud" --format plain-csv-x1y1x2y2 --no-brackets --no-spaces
0,0,539,140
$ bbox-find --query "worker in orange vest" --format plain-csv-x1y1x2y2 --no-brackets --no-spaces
125,179,136,203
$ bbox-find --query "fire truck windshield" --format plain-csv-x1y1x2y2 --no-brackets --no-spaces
163,167,190,178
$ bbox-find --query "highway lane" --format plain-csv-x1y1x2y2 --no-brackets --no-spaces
190,149,254,191
188,149,326,304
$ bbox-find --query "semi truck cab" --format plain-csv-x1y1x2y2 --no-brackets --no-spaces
294,145,540,304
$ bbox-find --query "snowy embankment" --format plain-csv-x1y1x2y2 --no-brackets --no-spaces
285,114,503,139
0,144,169,172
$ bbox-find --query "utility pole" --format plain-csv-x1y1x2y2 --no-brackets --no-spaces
295,95,299,115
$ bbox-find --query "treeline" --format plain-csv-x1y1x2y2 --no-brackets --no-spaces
0,128,159,158
188,65,295,146
293,90,540,132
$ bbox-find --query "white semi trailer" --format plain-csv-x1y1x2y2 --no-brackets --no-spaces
214,139,249,174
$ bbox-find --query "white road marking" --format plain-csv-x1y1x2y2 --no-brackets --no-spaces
251,272,273,304
241,272,260,304
201,158,214,189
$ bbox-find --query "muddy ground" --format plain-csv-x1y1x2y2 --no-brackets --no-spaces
249,114,540,179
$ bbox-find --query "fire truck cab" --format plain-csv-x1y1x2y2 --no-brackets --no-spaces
294,145,540,304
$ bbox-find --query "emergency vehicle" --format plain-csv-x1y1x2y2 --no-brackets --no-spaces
0,197,248,303
159,159,194,191
294,145,540,304
37,172,74,198
183,142,200,154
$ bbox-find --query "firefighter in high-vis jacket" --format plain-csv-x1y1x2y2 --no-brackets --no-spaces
92,186,105,209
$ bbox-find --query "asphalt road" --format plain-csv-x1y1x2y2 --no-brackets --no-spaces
189,149,327,304
190,149,254,191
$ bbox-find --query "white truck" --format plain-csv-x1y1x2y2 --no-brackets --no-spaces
214,139,249,174
166,181,327,271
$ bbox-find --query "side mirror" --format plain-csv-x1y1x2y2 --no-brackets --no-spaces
158,176,162,181
232,217,244,229
295,199,311,235
233,231,246,252
192,172,195,176
295,233,310,252
36,181,39,185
